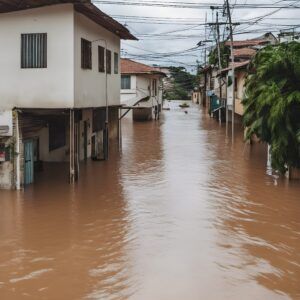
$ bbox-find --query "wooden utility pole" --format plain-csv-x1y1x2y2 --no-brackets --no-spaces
225,0,235,142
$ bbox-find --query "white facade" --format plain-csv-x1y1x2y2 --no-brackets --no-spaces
0,3,121,110
121,74,163,108
74,11,120,108
0,3,132,189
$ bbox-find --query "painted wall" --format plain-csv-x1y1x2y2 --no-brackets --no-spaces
0,4,74,109
121,75,137,105
38,127,69,162
235,71,246,116
79,109,93,161
74,11,121,108
0,4,122,110
121,74,163,108
0,137,13,189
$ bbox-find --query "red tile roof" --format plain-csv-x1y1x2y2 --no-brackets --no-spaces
233,48,257,58
225,39,269,48
220,60,250,74
121,59,166,76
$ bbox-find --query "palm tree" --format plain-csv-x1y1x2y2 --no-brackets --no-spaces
242,42,300,174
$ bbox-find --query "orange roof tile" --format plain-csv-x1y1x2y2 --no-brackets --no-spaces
121,59,166,76
225,39,269,48
233,48,257,58
220,60,250,73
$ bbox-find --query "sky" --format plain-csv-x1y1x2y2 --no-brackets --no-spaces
93,0,300,73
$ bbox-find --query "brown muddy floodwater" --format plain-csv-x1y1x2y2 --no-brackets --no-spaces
0,103,300,300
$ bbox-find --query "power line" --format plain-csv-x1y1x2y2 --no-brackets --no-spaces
93,0,300,9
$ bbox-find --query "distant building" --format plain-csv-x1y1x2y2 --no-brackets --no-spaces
220,60,250,119
198,33,277,121
120,59,166,121
0,0,136,189
278,31,300,43
191,89,201,104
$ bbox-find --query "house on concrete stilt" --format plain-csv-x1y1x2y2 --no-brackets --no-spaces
0,0,136,189
120,59,166,121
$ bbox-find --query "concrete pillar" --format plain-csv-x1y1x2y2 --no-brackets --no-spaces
14,110,21,190
69,110,79,183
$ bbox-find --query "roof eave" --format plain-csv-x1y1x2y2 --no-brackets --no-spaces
122,71,166,77
0,0,138,41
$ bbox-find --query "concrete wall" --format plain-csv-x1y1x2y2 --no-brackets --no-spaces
39,127,69,162
133,108,153,121
79,109,93,160
235,71,246,116
192,92,200,104
0,137,14,189
108,107,119,141
0,4,121,110
121,74,163,108
0,4,74,109
74,11,121,108
121,75,137,105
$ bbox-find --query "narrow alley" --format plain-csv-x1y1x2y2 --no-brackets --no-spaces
0,103,299,300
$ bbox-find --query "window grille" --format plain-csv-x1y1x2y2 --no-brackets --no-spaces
121,75,131,89
98,46,105,73
21,33,47,68
114,52,119,74
81,38,92,69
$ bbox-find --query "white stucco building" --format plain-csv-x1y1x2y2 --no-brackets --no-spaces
0,0,136,189
120,59,166,121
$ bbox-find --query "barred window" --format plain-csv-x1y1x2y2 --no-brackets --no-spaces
114,52,119,74
121,75,131,89
153,79,157,96
21,33,47,68
98,46,105,73
106,49,111,74
81,38,92,69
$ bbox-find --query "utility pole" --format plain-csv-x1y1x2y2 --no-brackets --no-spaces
225,0,235,142
216,12,222,124
204,12,207,66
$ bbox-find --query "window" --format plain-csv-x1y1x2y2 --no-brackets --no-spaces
114,52,119,74
81,38,92,69
49,118,66,151
153,79,157,96
106,49,111,74
121,75,131,89
98,46,105,73
235,77,238,92
21,33,47,68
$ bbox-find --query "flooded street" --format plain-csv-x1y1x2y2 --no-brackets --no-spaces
0,103,299,300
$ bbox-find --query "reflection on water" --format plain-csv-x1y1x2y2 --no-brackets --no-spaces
0,102,299,300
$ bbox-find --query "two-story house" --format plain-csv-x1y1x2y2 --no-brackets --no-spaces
0,0,136,189
120,59,166,121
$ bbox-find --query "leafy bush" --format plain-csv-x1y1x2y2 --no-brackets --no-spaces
243,42,300,173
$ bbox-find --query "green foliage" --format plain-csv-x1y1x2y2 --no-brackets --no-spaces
208,43,231,68
164,66,197,100
242,42,300,174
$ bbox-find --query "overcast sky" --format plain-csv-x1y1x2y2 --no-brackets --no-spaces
94,0,299,72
